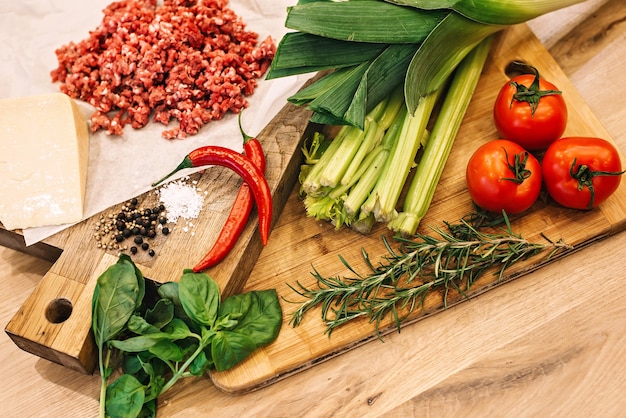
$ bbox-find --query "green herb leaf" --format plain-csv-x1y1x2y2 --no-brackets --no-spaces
127,315,160,335
148,340,183,362
92,255,143,344
144,299,174,330
211,331,257,372
178,270,220,328
189,348,213,376
105,374,145,418
220,290,283,347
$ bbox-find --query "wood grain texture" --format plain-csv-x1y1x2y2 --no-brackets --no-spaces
1,2,625,416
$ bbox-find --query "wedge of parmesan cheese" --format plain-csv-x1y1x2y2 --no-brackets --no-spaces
0,93,90,230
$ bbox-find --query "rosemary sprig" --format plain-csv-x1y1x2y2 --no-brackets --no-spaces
286,212,572,337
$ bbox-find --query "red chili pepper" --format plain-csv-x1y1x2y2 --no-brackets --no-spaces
152,143,272,247
193,116,266,272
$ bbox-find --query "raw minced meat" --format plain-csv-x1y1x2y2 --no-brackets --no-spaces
50,0,275,139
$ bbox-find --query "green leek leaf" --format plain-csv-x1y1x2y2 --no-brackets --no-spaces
345,43,419,128
267,32,387,79
404,12,502,113
286,1,448,43
307,63,370,128
384,0,585,25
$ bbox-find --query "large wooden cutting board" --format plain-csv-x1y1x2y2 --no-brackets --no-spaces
208,24,626,393
3,23,626,389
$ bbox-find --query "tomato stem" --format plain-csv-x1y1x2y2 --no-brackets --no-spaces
569,158,626,209
509,62,562,116
501,148,532,184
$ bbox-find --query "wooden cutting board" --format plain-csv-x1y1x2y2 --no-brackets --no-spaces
4,23,626,389
209,24,626,393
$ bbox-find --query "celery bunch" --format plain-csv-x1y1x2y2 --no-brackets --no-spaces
299,38,492,234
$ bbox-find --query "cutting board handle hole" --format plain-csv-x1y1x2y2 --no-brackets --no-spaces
45,298,73,324
505,60,535,78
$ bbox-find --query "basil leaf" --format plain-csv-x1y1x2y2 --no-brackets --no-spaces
105,374,145,418
189,348,213,376
220,289,283,347
110,335,162,352
127,314,160,335
157,282,179,306
92,255,143,345
149,340,183,362
162,318,193,340
145,299,174,330
178,270,220,328
211,331,257,372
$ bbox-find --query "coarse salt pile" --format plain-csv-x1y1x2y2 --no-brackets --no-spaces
157,178,204,225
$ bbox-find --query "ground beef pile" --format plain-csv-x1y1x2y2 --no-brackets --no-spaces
51,0,276,139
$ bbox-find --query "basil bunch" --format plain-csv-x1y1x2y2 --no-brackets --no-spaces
91,255,282,418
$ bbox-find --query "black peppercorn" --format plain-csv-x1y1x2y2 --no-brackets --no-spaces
158,216,167,225
133,236,143,245
141,242,149,251
122,228,132,238
115,234,124,243
148,249,155,257
132,227,140,235
130,246,138,254
162,227,170,235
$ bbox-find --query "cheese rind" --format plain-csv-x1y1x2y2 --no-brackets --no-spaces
0,93,90,230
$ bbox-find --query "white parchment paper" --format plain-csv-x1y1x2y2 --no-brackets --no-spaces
0,0,306,245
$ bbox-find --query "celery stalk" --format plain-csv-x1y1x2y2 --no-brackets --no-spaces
343,146,390,218
340,121,383,187
342,112,405,218
317,94,393,188
389,35,494,235
361,89,441,223
319,125,366,188
301,125,351,196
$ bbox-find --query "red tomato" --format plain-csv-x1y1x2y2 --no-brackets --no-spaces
466,140,542,214
493,66,567,151
542,137,624,210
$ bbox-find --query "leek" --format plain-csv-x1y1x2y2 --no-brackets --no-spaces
385,0,587,26
404,12,502,113
284,2,447,43
271,0,585,125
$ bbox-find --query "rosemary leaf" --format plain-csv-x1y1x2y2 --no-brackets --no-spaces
286,213,572,337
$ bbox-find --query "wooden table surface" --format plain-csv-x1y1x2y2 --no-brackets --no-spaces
1,1,625,417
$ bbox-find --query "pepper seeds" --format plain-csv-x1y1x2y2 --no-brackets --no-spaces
93,197,171,257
